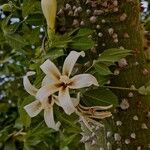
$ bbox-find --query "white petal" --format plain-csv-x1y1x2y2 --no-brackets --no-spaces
62,51,85,77
24,100,42,117
44,108,61,130
69,74,99,89
23,71,38,96
58,87,76,115
52,95,60,106
71,93,80,107
53,95,79,107
40,59,61,82
41,97,54,109
36,83,59,100
71,98,80,107
42,75,54,86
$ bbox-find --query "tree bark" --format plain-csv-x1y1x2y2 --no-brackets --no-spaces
58,0,150,149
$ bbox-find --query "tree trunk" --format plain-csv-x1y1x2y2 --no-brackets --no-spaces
58,0,150,149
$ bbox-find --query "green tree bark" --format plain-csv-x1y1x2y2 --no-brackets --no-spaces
58,0,150,149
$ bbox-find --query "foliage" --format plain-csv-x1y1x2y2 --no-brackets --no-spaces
0,0,143,149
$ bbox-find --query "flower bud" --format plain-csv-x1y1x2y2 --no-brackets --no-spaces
41,0,57,30
1,4,12,12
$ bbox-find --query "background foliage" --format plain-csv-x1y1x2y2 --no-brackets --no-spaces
0,0,150,150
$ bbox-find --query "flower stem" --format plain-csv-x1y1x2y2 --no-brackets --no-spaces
102,85,138,91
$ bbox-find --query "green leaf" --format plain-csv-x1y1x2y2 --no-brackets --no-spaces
18,97,32,128
23,28,40,44
68,28,80,37
45,49,64,60
82,88,118,106
94,63,112,76
138,81,150,95
25,14,45,26
97,48,132,65
22,0,41,17
0,126,11,142
0,103,9,112
14,118,23,129
0,29,5,44
94,73,110,85
4,141,16,150
70,37,95,50
60,132,77,149
50,33,72,49
24,122,53,149
4,33,28,49
1,4,12,12
76,28,93,37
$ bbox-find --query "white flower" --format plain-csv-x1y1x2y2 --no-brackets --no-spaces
36,51,99,115
23,71,61,131
41,0,57,30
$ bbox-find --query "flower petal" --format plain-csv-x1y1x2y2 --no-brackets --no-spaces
40,59,61,82
44,108,61,130
71,98,80,107
23,71,38,96
78,104,113,111
58,87,76,115
62,51,85,77
42,75,54,86
71,92,80,107
24,100,42,117
53,95,79,107
36,83,59,100
41,0,57,30
52,95,60,106
69,74,99,89
89,111,112,119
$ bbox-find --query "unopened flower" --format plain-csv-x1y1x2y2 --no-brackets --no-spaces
36,51,99,115
23,71,61,130
41,0,57,30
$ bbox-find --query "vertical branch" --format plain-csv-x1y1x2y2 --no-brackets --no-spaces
57,0,150,149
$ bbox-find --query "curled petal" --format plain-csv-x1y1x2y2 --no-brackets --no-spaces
62,51,85,77
40,59,61,82
88,111,112,119
79,104,113,111
58,87,75,115
36,83,59,101
69,74,99,89
91,104,113,110
75,110,94,132
80,115,93,132
44,108,61,130
24,100,42,117
42,75,54,86
23,71,38,96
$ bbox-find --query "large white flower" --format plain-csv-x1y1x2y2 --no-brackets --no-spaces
23,71,61,131
36,51,99,115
